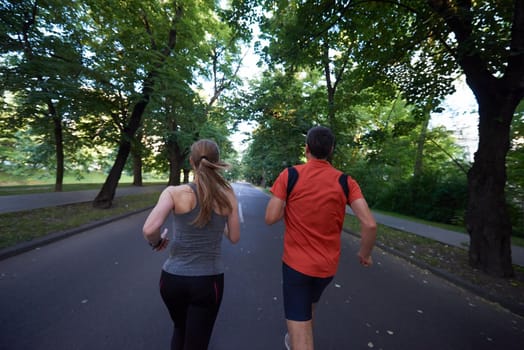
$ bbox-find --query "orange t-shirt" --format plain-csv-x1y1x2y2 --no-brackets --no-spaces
270,159,363,277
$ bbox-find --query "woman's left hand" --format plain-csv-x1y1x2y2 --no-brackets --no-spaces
151,228,169,251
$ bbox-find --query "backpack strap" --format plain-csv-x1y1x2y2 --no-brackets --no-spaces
286,166,350,202
338,173,349,202
286,166,299,200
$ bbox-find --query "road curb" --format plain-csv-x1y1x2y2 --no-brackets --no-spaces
0,206,153,261
343,228,524,318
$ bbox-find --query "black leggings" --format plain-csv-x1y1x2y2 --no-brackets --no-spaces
159,270,224,350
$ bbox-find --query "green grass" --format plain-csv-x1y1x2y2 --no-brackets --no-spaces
0,170,120,184
0,173,165,249
513,236,524,247
0,170,166,194
0,182,166,196
371,208,468,234
344,214,447,254
370,208,524,247
0,192,157,249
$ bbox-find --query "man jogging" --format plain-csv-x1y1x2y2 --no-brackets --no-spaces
265,126,377,350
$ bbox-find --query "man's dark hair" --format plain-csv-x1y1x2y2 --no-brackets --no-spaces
306,126,335,159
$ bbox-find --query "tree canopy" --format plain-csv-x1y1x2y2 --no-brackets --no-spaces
238,0,523,277
1,0,523,277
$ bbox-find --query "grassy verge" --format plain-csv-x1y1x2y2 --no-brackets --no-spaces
0,193,157,249
371,209,468,233
0,182,165,196
0,170,166,186
371,208,524,247
344,215,524,314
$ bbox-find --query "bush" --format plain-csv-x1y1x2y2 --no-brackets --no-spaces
373,171,468,225
508,200,524,238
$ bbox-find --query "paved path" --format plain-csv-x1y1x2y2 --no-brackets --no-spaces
347,208,524,267
0,185,166,214
1,183,523,350
0,184,522,266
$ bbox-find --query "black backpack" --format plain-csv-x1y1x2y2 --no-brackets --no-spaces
286,166,349,201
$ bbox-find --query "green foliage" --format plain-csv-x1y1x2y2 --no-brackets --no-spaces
0,192,158,249
1,0,521,247
381,171,468,225
0,0,129,185
507,102,524,236
241,70,321,185
0,0,246,187
348,100,470,224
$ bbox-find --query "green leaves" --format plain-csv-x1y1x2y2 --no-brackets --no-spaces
1,0,248,188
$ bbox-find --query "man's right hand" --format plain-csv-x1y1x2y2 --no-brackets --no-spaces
358,252,373,267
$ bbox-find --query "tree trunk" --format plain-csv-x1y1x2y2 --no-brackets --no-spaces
427,0,524,277
183,168,190,183
93,99,148,208
413,116,429,178
132,132,143,186
92,5,182,208
21,4,65,193
93,142,131,208
132,150,143,186
49,101,64,192
465,89,517,277
322,37,336,130
168,155,182,186
167,139,186,186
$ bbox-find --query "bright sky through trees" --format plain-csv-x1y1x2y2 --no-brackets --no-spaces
230,42,479,160
430,77,478,160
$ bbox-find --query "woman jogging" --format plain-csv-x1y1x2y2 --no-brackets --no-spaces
143,139,241,350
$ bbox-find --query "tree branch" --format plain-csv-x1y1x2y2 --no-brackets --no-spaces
427,136,469,175
504,0,524,95
21,1,38,58
140,11,157,51
426,0,495,91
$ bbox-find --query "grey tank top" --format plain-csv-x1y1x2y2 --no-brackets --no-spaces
162,183,227,276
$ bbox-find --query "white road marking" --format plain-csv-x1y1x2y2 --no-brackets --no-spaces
239,202,244,223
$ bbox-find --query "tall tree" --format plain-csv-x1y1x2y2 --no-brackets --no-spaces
242,70,325,185
1,0,86,191
426,0,523,277
86,0,187,208
250,0,523,277
258,1,358,132
141,2,248,187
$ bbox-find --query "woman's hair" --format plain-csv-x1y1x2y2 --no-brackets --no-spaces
306,126,335,159
190,139,233,227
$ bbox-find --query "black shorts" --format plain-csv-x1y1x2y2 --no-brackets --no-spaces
282,263,333,321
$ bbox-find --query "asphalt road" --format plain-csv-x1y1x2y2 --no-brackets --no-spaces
0,185,166,214
0,183,523,350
